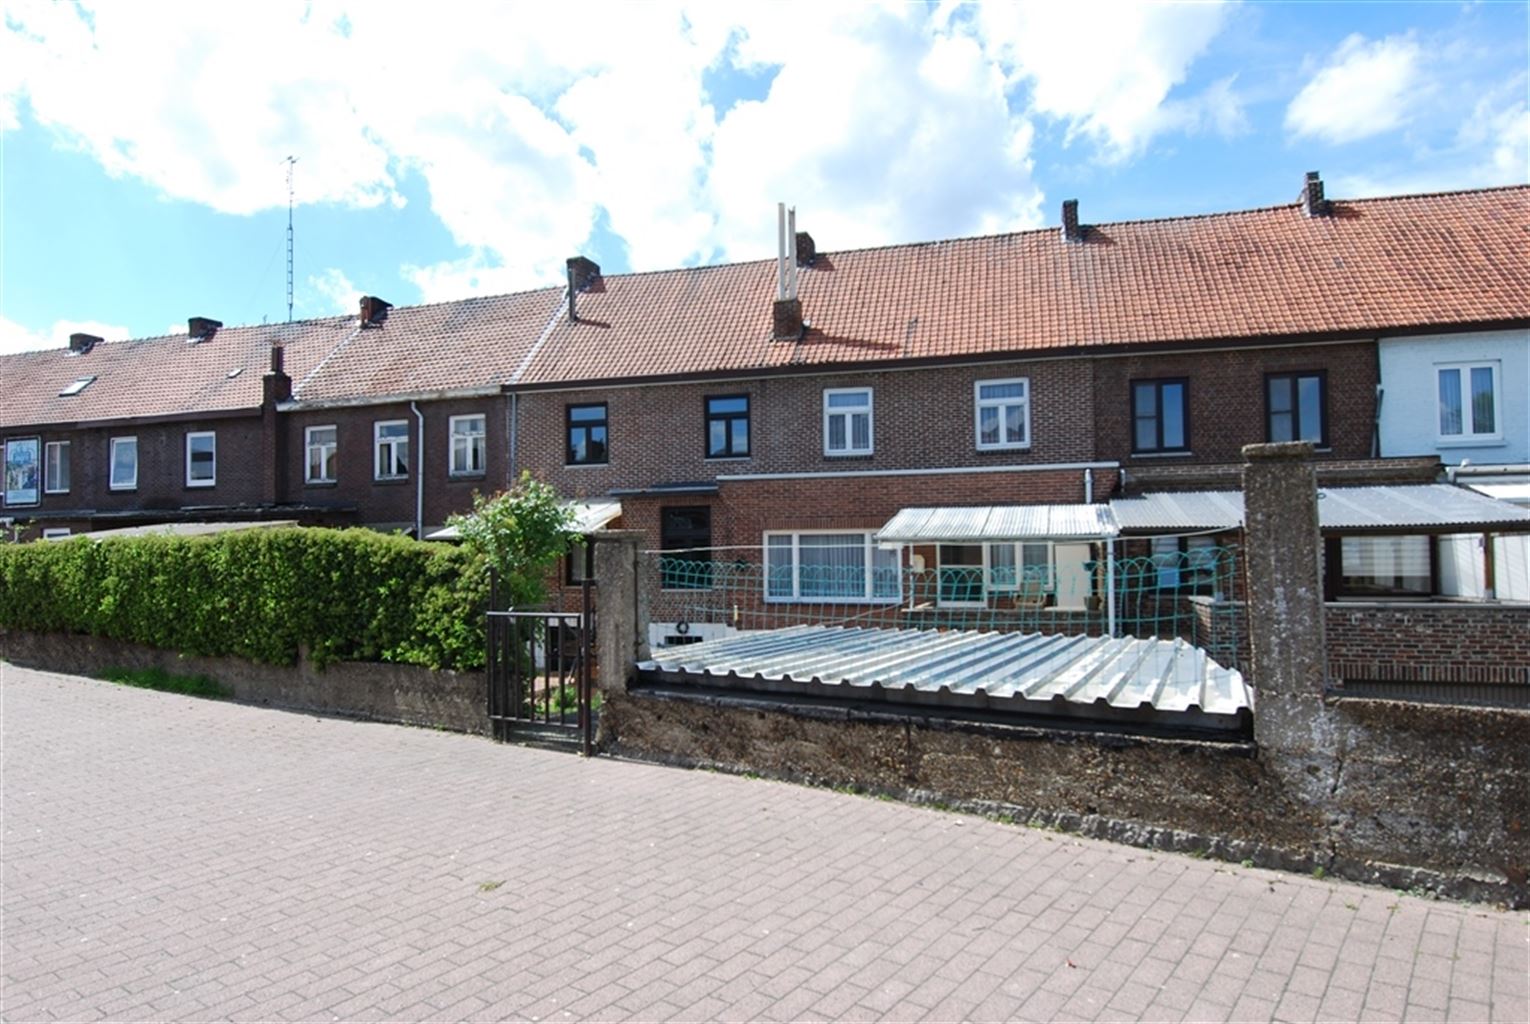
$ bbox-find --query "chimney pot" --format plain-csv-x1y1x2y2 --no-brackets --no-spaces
1302,171,1329,217
1061,199,1083,243
566,256,601,292
772,297,804,341
68,332,102,354
358,295,392,327
188,316,223,340
795,231,816,266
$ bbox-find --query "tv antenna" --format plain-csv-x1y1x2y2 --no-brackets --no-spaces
285,156,298,322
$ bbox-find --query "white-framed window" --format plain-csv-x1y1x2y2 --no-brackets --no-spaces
109,436,138,491
764,531,900,603
939,542,1053,606
1437,362,1500,441
41,528,72,541
305,425,337,484
374,420,409,480
185,431,216,487
44,441,70,494
449,414,487,476
823,388,873,456
974,378,1030,450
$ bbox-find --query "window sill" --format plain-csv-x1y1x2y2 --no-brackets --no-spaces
448,472,488,482
185,482,216,490
823,452,874,460
705,455,752,462
1436,437,1506,448
1129,451,1194,459
108,486,137,492
304,480,338,488
564,462,609,470
43,490,70,496
976,444,1031,454
373,477,411,486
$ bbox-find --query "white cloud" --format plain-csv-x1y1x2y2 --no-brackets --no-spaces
0,316,132,355
307,268,361,316
1285,34,1425,145
961,1,1236,161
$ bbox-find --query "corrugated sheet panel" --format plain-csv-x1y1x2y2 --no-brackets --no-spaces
427,499,621,541
639,624,1251,732
1109,485,1530,532
877,505,1118,543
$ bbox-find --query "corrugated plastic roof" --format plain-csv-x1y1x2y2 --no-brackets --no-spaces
424,498,621,541
1108,485,1530,532
639,624,1251,732
522,186,1529,385
877,505,1119,543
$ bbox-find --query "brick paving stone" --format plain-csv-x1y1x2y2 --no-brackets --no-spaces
3,663,1528,1023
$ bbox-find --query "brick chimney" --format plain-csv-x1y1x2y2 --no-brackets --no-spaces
359,295,392,327
188,316,222,341
566,256,601,322
68,332,101,355
262,345,291,503
1302,171,1329,217
1061,199,1084,243
795,231,816,266
772,298,804,341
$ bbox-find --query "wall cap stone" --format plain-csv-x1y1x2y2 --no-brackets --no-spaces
1242,441,1316,461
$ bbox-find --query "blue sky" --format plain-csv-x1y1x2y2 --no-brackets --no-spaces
1,1,1525,354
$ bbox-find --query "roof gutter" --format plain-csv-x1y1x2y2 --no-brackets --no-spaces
277,384,502,412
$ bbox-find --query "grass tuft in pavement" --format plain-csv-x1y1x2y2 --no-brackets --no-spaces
99,666,227,699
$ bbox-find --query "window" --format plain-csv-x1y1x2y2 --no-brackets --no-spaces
939,542,1052,606
44,441,70,494
660,506,712,589
58,376,95,397
1131,379,1188,453
41,528,72,540
987,542,1054,591
705,395,750,459
567,404,608,466
1338,536,1431,598
374,420,409,480
1266,372,1327,446
185,431,216,487
449,415,487,476
109,437,137,490
824,388,873,456
1437,363,1499,441
1151,536,1220,592
765,532,900,602
305,426,337,484
974,378,1030,450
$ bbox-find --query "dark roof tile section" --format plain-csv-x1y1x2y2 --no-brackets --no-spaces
1,318,351,429
292,288,564,403
520,186,1530,385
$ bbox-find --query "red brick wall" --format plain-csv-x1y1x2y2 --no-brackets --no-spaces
1094,341,1378,466
518,358,1100,500
284,397,510,532
1326,603,1530,686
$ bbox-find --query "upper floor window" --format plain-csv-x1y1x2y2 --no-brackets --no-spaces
44,441,70,494
186,431,216,487
1131,379,1188,453
1437,363,1499,441
109,436,138,491
974,378,1030,450
3,438,40,506
824,388,873,456
449,415,487,476
567,404,608,466
705,395,750,459
305,426,337,484
1266,372,1327,446
374,420,409,480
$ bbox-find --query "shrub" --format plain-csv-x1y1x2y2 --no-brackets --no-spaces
0,527,489,671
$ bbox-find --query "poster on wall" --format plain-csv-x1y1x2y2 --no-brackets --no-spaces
4,437,41,507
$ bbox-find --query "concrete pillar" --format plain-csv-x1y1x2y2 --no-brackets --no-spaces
591,531,649,694
1242,441,1338,803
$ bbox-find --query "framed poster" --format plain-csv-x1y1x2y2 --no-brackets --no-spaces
4,437,41,507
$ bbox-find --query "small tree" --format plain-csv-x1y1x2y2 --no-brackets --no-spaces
448,472,578,610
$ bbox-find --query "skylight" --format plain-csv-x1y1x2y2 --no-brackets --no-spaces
58,375,97,397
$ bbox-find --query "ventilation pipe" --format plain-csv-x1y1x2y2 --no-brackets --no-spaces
772,203,804,340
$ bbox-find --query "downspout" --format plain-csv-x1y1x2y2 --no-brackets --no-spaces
508,392,519,483
1083,468,1093,504
410,401,425,539
1106,541,1118,638
1371,385,1384,459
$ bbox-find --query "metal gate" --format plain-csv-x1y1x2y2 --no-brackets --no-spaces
486,592,593,755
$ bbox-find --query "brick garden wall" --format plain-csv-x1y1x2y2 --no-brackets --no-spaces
1326,602,1530,686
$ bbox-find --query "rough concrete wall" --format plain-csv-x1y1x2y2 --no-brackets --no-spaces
1,630,486,735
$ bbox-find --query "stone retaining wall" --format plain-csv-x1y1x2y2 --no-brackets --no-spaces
1,629,487,735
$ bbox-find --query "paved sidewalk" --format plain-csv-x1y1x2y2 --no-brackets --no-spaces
2,664,1526,1022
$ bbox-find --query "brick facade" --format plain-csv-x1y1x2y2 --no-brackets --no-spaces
1326,603,1530,687
1094,341,1378,466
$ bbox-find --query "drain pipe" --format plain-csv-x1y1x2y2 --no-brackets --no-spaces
508,392,519,482
410,401,425,539
1084,468,1094,504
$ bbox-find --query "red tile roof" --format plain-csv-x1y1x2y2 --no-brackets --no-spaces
1,318,351,429
292,288,564,403
518,186,1530,385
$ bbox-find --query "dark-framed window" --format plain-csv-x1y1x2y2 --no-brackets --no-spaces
566,403,608,465
1131,379,1189,453
660,506,712,589
1266,372,1327,446
705,394,750,459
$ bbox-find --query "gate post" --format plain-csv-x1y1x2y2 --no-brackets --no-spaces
592,530,649,695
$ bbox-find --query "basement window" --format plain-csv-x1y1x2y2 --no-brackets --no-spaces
58,376,96,397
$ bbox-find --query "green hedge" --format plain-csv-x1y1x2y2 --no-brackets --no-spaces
0,527,488,671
